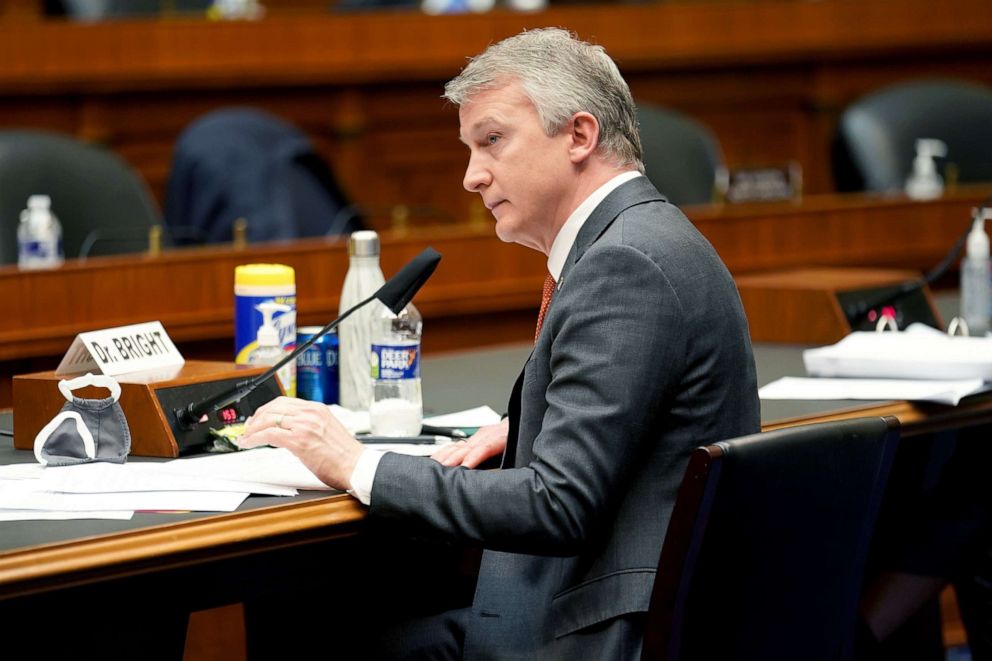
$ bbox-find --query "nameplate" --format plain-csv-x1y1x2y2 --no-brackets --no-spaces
55,321,185,377
724,163,802,203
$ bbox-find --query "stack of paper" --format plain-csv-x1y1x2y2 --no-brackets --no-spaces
802,324,992,380
759,324,992,405
0,406,504,521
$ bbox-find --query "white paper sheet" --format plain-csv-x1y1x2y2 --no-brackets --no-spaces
328,405,370,435
423,406,502,428
164,447,333,491
0,509,134,522
37,462,297,497
0,488,248,512
0,463,44,480
759,376,990,405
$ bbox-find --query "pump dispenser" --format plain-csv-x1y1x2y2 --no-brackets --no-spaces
18,194,64,269
961,209,992,336
248,302,295,395
905,138,948,200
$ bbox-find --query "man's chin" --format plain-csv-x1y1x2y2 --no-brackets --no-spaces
493,218,516,244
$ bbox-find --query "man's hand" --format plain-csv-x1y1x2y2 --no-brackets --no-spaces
237,396,364,492
430,417,509,468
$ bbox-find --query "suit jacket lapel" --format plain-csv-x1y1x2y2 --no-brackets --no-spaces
501,366,525,468
559,176,667,284
501,178,666,468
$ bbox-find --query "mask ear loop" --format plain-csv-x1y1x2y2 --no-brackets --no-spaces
33,412,97,466
57,373,122,403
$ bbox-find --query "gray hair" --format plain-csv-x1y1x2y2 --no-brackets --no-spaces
444,28,644,172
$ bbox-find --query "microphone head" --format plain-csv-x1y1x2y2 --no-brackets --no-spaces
375,247,442,313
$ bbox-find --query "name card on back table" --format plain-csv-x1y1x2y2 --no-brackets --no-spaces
55,321,185,376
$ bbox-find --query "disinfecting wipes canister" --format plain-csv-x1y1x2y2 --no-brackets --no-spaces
235,264,297,369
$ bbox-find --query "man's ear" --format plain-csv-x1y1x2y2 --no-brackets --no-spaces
567,112,600,164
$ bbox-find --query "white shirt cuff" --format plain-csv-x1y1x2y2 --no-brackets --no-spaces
348,448,384,506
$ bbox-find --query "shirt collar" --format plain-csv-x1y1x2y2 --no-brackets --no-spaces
547,171,643,281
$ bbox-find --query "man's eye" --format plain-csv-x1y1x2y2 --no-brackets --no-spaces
486,134,501,145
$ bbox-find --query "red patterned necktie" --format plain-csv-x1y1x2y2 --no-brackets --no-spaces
535,272,557,341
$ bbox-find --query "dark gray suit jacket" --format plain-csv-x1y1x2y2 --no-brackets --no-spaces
370,177,760,659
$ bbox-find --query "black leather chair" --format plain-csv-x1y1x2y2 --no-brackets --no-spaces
164,107,361,246
50,0,211,20
833,79,992,192
0,129,162,265
643,416,901,661
636,102,725,206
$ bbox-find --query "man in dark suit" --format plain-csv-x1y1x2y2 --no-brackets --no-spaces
239,27,759,659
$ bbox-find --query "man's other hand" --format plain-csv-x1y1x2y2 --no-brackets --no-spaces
431,418,509,468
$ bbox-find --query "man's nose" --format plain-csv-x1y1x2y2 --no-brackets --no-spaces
463,154,491,193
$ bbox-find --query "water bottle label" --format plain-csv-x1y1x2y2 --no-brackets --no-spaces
370,343,420,380
20,239,56,259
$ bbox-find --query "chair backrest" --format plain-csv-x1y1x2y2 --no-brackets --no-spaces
0,129,162,265
834,78,992,192
56,0,211,20
164,107,360,246
643,416,900,661
636,102,725,206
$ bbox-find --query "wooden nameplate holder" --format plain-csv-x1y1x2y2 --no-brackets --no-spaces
12,361,283,458
736,267,944,344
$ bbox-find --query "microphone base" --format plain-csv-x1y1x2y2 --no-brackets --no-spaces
13,361,283,458
737,267,943,344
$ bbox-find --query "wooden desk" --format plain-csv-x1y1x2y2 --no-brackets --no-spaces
0,0,990,225
0,341,960,581
2,188,989,407
2,342,986,655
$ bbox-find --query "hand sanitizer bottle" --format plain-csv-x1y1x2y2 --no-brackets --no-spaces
905,138,947,200
961,210,991,336
17,195,64,270
248,301,295,395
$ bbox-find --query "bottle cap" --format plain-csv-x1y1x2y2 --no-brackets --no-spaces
27,195,50,209
348,230,380,257
968,215,990,260
235,263,295,287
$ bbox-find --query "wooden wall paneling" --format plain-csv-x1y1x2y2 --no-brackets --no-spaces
0,1,990,223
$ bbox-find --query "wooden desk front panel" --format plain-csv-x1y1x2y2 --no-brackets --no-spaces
0,0,991,226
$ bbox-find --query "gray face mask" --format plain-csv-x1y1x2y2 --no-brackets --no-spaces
33,374,131,467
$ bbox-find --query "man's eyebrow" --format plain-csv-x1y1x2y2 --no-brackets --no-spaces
459,116,501,145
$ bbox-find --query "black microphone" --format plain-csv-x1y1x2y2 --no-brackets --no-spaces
844,196,992,326
174,247,442,429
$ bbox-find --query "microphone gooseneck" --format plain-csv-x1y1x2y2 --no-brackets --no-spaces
846,195,992,325
174,247,442,430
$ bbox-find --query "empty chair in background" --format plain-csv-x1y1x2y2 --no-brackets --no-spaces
643,416,900,661
164,107,361,246
0,129,162,265
833,79,992,193
635,102,726,207
47,0,212,20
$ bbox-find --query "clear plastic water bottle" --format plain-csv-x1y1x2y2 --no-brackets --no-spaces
962,211,992,336
369,302,423,436
17,195,64,270
338,231,385,411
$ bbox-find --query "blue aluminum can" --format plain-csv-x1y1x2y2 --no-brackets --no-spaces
296,326,339,404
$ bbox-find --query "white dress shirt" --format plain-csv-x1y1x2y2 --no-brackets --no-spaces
348,171,643,505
